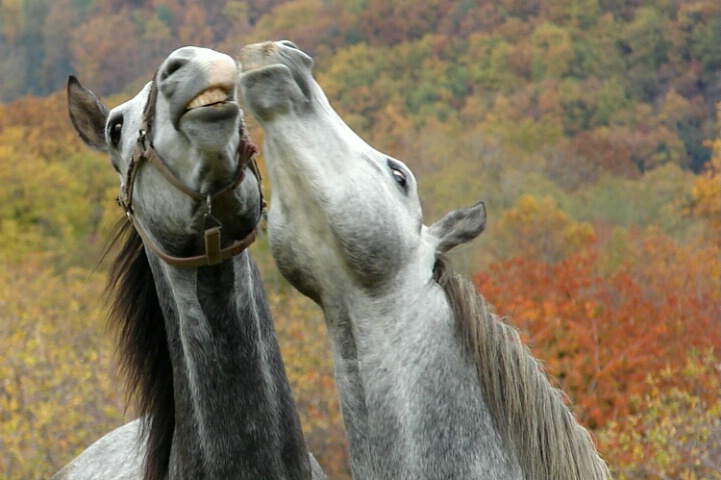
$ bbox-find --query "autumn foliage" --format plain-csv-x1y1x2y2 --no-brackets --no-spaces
473,187,720,478
1,1,720,479
475,233,719,430
0,258,124,477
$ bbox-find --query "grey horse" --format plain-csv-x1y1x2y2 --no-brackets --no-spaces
239,41,611,479
56,46,325,480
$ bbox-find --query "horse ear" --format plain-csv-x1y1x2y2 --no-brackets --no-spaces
428,201,487,255
67,75,109,152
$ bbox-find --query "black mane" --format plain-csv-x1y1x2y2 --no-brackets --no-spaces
105,219,174,480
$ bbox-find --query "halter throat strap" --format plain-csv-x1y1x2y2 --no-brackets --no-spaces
128,213,258,268
119,75,264,269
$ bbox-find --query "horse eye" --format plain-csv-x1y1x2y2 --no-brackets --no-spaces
391,167,407,189
109,119,123,147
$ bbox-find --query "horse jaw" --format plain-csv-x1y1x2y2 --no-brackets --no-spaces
240,42,426,300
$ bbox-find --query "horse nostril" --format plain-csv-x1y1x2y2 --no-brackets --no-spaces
279,40,300,50
161,58,188,81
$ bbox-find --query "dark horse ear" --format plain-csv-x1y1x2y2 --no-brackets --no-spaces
67,75,109,152
428,201,487,255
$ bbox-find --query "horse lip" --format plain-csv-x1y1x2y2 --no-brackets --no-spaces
185,86,234,111
240,63,312,103
239,63,265,73
175,84,237,128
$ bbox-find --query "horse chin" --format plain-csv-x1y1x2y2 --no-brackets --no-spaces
178,103,240,149
181,101,239,124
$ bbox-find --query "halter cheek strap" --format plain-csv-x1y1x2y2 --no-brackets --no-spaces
118,75,265,269
120,129,253,213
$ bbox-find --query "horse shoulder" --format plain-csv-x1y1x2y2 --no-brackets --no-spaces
51,420,145,480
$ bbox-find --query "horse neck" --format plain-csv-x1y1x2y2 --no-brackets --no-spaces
147,250,311,479
320,278,522,478
317,294,372,479
316,274,434,477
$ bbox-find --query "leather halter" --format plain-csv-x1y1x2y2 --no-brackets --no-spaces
118,74,265,268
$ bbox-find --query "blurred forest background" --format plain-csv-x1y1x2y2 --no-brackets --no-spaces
1,0,720,478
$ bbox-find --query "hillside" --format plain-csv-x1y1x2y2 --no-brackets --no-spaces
1,1,719,479
2,0,720,174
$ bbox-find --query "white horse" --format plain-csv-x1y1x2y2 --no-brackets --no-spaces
239,41,611,479
56,46,325,480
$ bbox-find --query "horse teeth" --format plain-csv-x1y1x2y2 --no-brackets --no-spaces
187,88,229,110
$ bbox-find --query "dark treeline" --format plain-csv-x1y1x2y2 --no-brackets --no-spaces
1,0,719,172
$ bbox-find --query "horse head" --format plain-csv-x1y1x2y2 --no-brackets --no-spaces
239,41,610,480
240,41,484,302
69,46,263,267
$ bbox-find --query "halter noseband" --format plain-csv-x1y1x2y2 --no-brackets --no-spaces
118,75,266,269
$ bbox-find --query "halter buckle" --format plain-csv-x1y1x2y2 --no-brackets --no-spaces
204,226,223,265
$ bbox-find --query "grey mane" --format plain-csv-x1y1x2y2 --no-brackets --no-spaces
433,257,611,480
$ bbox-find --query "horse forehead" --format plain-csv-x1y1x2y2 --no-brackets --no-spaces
111,83,152,151
286,139,422,216
112,82,152,124
330,152,423,227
